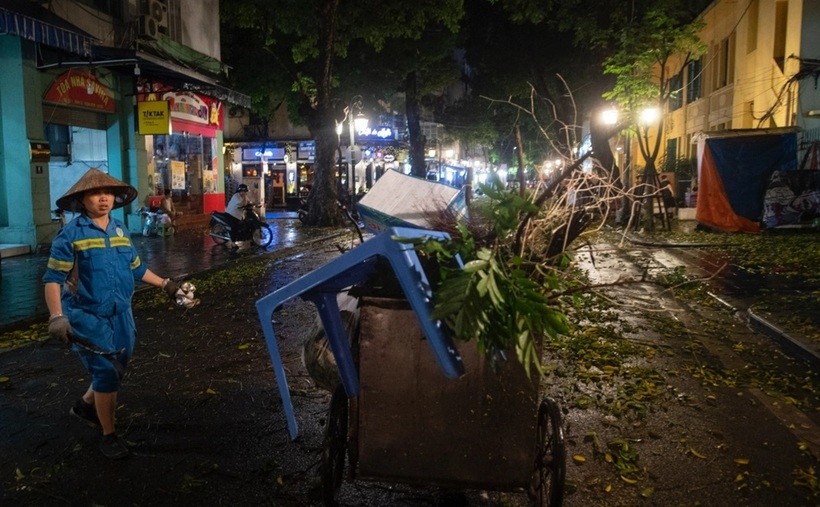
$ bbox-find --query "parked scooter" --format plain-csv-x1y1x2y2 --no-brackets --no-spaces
209,203,273,248
297,197,309,224
52,209,67,229
138,207,173,237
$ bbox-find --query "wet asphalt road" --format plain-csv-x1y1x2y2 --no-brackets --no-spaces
1,224,818,506
0,213,340,328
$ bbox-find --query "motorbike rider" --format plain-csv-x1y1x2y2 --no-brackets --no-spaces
225,183,252,246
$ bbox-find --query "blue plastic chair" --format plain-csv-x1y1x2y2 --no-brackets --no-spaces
255,227,464,439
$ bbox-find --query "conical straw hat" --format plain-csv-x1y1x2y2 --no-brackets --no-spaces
56,168,138,212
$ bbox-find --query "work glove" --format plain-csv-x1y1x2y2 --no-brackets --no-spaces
163,279,199,309
48,315,72,345
163,279,180,300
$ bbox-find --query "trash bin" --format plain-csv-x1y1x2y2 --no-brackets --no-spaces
255,227,463,439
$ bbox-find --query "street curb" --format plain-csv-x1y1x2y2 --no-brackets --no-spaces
747,307,820,368
621,233,819,369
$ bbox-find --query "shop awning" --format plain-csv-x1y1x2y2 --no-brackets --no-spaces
80,45,251,109
137,50,251,109
0,0,94,58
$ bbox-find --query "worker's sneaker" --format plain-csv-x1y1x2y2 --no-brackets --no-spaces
69,399,101,429
99,433,130,460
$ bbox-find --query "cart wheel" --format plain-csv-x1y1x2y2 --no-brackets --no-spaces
530,397,566,507
321,385,348,506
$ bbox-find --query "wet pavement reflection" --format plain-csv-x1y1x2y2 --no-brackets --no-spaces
0,213,333,327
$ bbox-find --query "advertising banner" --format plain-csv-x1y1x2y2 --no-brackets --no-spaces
137,100,171,135
171,160,186,190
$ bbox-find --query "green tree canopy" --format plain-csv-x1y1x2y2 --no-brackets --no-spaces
602,2,706,174
220,0,465,226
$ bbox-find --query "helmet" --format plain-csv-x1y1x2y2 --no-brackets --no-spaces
237,184,248,192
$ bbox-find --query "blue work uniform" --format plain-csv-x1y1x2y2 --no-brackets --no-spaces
43,214,148,392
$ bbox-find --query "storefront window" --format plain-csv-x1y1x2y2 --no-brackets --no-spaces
298,164,314,196
149,132,214,214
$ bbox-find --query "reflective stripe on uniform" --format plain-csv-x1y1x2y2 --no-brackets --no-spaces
109,236,131,248
73,238,107,251
47,258,74,272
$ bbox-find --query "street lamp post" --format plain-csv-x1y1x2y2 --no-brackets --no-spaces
335,120,345,191
346,96,368,207
602,108,632,225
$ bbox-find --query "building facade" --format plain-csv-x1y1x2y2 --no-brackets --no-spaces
634,0,820,183
0,0,248,252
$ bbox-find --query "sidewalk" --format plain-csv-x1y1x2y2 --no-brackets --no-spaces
623,227,820,369
0,211,308,328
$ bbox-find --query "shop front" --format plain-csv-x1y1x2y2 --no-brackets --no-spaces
228,140,316,211
356,125,406,193
137,84,224,217
42,69,118,225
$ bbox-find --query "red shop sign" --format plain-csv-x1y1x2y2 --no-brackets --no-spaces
44,69,115,112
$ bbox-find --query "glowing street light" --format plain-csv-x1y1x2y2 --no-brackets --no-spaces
353,111,369,132
347,96,368,197
602,108,619,126
640,107,660,125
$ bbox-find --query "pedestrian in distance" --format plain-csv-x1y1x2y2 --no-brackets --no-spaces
43,168,196,460
159,187,181,233
660,176,677,220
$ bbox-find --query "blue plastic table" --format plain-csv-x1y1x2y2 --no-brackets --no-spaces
255,227,464,439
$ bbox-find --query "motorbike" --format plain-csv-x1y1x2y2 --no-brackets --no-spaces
297,197,309,224
137,207,173,237
52,209,67,229
209,203,273,248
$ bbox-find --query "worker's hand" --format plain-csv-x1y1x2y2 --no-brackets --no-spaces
163,279,199,309
48,315,72,345
163,279,180,300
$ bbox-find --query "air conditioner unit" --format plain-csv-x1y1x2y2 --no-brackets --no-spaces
139,0,168,40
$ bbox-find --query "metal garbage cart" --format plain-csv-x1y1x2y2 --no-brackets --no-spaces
255,228,566,506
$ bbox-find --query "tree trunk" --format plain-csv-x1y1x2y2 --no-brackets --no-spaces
405,71,426,178
589,120,619,186
304,0,343,227
515,124,526,197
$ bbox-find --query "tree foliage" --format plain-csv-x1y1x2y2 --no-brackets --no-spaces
220,0,464,226
601,3,706,172
408,174,574,378
444,0,619,172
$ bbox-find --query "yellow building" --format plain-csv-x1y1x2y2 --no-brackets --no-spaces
638,0,819,181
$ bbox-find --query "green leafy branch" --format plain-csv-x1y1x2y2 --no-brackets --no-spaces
428,247,570,378
403,174,579,377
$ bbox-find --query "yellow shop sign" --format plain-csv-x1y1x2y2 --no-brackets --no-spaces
137,100,171,135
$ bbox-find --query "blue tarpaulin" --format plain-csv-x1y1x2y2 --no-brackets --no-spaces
697,133,797,232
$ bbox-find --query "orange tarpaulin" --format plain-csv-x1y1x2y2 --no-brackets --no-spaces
695,145,760,233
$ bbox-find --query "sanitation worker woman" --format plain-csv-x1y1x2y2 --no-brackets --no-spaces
43,168,188,459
